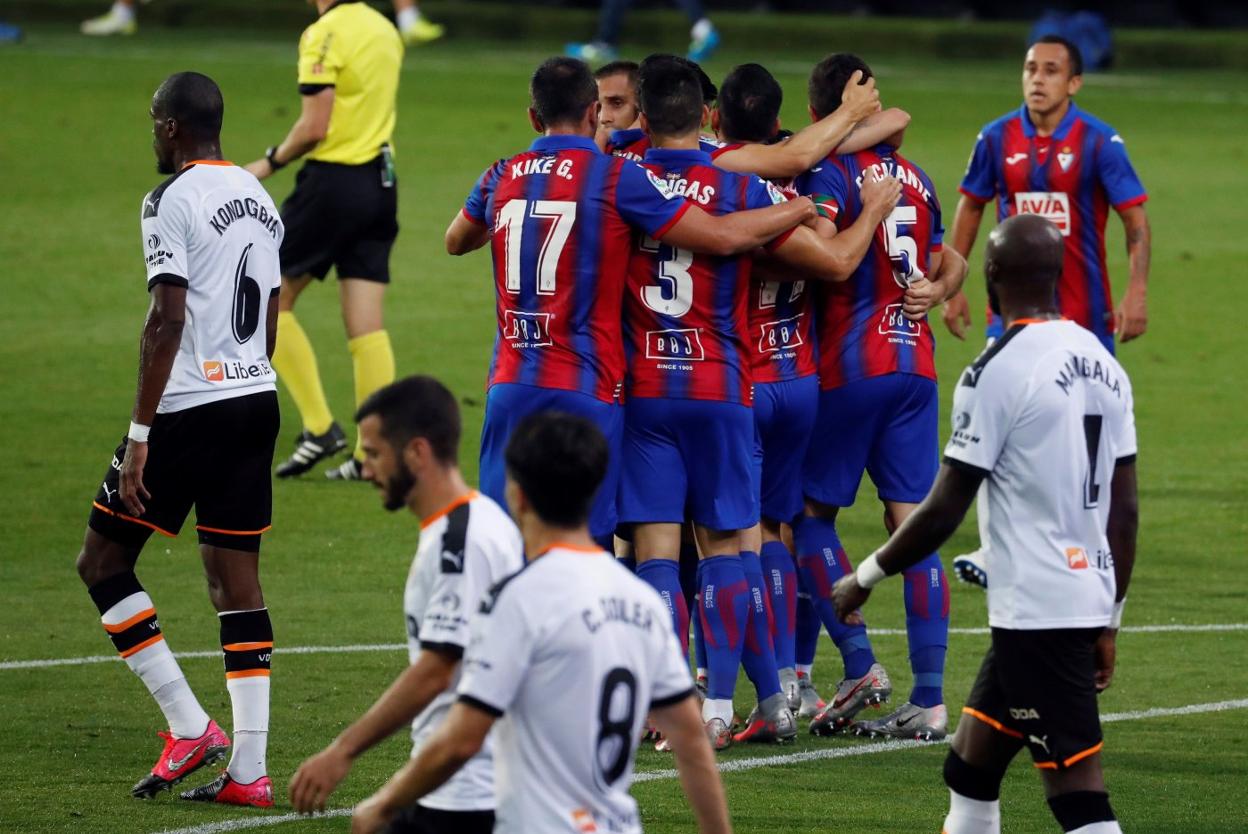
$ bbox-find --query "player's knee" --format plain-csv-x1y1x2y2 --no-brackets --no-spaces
943,750,1005,802
76,533,133,587
1047,791,1116,832
803,498,838,521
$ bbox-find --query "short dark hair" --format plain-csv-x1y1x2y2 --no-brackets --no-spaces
594,60,640,90
718,63,783,143
808,53,871,120
354,375,461,465
1031,34,1084,77
153,71,224,141
504,411,608,528
531,57,598,128
639,54,704,138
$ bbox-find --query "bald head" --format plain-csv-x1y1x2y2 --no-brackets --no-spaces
985,213,1064,294
152,72,223,140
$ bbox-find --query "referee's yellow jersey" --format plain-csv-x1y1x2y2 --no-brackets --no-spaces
297,0,403,166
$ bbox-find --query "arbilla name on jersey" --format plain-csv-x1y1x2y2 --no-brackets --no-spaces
201,358,273,382
646,328,704,369
503,309,552,348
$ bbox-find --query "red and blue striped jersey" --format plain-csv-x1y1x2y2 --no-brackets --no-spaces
796,144,944,390
712,143,818,384
960,102,1147,342
462,135,691,403
607,127,724,162
624,147,793,405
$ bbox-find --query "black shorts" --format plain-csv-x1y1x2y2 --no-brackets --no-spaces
279,156,399,283
383,804,494,834
963,627,1105,771
88,391,280,553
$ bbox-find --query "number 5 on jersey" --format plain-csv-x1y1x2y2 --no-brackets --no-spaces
498,199,576,295
882,205,925,288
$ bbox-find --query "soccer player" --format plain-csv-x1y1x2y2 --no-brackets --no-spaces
76,73,281,807
566,0,720,63
831,214,1138,834
350,413,731,834
594,60,641,152
289,376,521,831
245,0,403,482
621,55,902,748
941,35,1150,589
794,53,968,740
442,56,817,550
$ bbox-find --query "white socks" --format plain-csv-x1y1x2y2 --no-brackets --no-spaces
111,2,135,22
226,676,270,784
1068,824,1123,833
691,18,713,41
702,698,734,725
942,789,1001,834
396,6,420,30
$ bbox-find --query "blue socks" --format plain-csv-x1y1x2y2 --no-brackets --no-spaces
696,555,749,701
739,551,782,701
795,590,820,669
902,553,949,708
794,515,877,679
637,558,689,657
760,540,797,670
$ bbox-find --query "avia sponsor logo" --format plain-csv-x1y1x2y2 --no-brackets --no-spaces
1010,707,1041,720
1014,191,1070,237
207,196,281,239
201,358,273,382
1066,547,1090,570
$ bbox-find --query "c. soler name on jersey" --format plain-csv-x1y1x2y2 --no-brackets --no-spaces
581,595,656,634
854,159,932,201
207,197,282,239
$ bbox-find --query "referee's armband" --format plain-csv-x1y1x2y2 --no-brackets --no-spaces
298,83,333,95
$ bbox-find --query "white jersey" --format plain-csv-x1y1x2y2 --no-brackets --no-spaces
404,491,523,812
944,319,1136,630
140,161,283,413
458,545,694,834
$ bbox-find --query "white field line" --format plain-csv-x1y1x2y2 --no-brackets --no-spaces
5,623,1247,672
150,697,1248,834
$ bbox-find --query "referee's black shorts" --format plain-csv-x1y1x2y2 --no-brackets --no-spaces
88,391,280,553
383,804,494,834
279,155,399,284
962,626,1106,771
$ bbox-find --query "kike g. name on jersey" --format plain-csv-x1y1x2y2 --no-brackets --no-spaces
797,144,944,390
458,546,694,834
462,135,691,404
960,103,1148,340
403,491,523,811
624,148,794,404
141,161,283,413
944,319,1136,630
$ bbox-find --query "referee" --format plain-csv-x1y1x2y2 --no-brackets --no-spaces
245,0,403,482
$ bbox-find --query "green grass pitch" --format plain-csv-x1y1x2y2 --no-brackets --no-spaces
1,21,1247,834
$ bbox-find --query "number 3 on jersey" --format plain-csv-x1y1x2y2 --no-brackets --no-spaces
638,235,693,317
498,199,577,296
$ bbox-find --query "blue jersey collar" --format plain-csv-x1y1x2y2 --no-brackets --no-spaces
1019,100,1080,140
609,127,646,147
529,134,601,153
643,146,713,166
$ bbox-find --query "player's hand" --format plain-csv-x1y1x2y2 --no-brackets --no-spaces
119,441,151,517
289,744,352,814
902,277,941,321
830,574,870,624
243,158,272,180
839,70,881,122
942,291,972,340
351,791,398,834
859,174,901,222
1094,628,1118,692
1115,285,1148,343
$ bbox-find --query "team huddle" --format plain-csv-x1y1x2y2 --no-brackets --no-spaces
75,11,1148,833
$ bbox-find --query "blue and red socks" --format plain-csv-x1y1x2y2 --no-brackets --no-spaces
697,554,749,718
902,553,949,708
759,540,797,670
794,515,877,679
637,558,690,657
739,550,782,701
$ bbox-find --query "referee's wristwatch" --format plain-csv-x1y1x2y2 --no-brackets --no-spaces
265,146,286,172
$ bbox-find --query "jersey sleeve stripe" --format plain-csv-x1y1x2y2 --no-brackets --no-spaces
650,687,696,709
1111,193,1148,211
148,273,189,290
458,693,505,717
942,455,991,479
1115,453,1137,467
957,184,993,203
420,640,466,659
649,199,693,241
460,206,488,227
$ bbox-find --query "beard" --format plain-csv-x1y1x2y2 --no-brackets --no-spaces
382,462,417,512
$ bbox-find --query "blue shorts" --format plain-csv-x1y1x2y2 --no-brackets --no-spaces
753,376,819,524
802,374,939,507
479,383,622,538
619,397,759,532
988,312,1114,355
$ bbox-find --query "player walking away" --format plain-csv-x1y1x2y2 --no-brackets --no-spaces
794,53,969,741
621,55,902,749
76,73,281,807
566,0,720,63
443,56,817,551
351,412,731,834
392,0,444,46
289,376,522,832
594,60,641,152
941,36,1150,591
244,0,403,482
831,214,1138,834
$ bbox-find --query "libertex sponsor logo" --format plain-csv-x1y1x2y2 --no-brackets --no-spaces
202,359,273,382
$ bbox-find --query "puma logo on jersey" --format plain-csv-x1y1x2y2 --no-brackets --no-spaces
102,482,118,503
1028,734,1051,755
1005,153,1028,166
